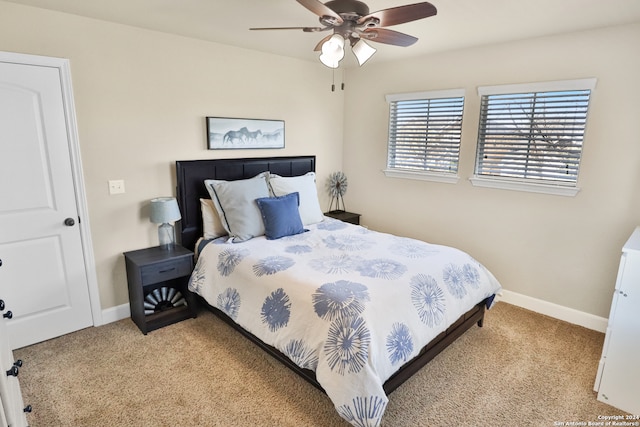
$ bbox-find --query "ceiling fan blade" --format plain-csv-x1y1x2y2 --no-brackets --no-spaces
357,2,437,27
250,26,327,32
313,34,334,51
360,28,418,47
297,0,343,24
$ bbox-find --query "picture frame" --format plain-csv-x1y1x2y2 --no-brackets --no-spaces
206,117,285,150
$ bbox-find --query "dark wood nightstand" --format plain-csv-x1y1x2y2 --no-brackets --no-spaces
324,210,361,225
123,245,197,334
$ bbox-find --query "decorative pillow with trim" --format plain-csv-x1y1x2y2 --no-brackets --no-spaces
204,173,270,242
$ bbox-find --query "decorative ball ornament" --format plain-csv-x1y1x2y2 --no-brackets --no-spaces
327,171,348,212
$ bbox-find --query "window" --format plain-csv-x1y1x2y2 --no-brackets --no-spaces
472,79,596,196
385,89,465,183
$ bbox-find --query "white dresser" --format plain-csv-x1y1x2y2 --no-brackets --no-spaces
0,298,29,427
594,226,640,415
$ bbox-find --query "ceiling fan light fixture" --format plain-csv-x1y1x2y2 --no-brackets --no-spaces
319,33,345,68
321,34,345,55
319,52,341,68
252,1,438,69
351,39,376,66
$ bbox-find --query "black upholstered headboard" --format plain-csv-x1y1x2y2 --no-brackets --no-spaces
175,156,316,251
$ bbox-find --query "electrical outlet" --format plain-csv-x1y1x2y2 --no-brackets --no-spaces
108,179,125,195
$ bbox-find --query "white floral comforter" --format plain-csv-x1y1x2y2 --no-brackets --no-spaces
188,217,502,427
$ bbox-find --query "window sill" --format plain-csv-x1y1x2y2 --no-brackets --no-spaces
383,169,459,184
469,176,580,197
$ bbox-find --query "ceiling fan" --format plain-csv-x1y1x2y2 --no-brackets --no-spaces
250,0,437,68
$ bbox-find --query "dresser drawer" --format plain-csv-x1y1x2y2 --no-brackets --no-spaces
140,257,192,285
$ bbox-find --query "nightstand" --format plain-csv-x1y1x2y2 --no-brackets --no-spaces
123,245,197,334
324,210,361,225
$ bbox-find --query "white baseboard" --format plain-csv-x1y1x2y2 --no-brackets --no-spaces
100,303,130,325
499,289,608,333
97,292,608,333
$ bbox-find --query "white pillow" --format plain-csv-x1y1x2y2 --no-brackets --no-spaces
268,172,324,226
204,173,270,242
200,198,227,239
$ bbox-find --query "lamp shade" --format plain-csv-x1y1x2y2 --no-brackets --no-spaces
319,34,345,69
149,197,181,224
352,39,376,66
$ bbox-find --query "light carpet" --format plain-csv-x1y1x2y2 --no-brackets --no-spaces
15,302,625,426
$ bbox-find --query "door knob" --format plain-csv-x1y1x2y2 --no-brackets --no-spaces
64,217,76,226
3,310,12,319
0,300,4,311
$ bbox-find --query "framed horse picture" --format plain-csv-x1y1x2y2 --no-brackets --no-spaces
206,117,285,150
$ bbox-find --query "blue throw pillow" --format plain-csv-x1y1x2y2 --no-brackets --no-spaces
255,192,306,240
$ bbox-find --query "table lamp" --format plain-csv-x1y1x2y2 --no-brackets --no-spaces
150,197,181,248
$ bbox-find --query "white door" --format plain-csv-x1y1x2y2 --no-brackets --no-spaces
0,55,94,349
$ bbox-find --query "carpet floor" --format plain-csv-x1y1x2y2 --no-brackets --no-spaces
14,302,625,426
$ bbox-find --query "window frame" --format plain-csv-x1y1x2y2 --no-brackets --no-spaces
470,78,596,196
384,88,466,184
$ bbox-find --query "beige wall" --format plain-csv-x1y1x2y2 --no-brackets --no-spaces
2,1,638,320
0,1,344,310
343,23,640,318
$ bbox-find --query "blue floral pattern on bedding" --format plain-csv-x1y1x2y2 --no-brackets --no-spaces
443,263,467,299
386,323,414,365
338,396,387,427
217,248,248,276
312,280,370,321
324,234,374,251
252,256,294,276
261,288,291,332
216,287,241,320
285,244,313,254
188,217,502,427
356,258,407,280
410,274,446,327
325,315,371,375
283,339,318,370
309,254,360,275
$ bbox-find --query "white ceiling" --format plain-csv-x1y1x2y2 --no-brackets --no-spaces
7,0,640,66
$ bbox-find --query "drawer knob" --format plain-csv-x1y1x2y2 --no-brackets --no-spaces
3,310,12,319
6,365,19,377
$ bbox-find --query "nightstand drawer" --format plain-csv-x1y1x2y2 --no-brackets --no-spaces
140,258,192,284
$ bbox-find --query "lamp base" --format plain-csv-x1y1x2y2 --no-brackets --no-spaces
158,223,176,250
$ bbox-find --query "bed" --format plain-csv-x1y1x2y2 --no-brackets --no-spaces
176,155,501,427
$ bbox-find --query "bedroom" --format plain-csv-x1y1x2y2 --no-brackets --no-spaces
0,0,639,425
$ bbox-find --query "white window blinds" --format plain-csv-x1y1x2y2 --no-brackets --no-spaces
475,80,595,186
386,89,465,175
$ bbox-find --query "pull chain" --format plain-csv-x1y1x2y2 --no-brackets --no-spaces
331,68,345,92
331,68,336,92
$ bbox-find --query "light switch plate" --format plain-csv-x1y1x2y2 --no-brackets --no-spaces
108,180,125,195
